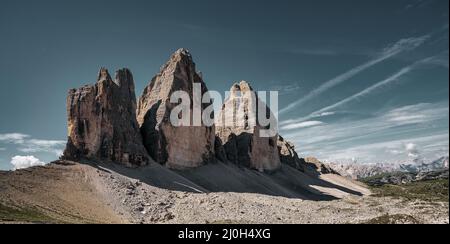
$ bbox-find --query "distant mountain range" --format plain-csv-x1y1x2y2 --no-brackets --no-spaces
327,156,449,180
399,156,449,173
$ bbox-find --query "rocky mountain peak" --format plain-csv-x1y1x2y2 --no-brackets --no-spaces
216,81,281,172
115,68,136,98
173,48,192,58
97,67,113,82
137,49,215,169
230,81,254,97
238,80,253,92
230,83,241,92
63,68,150,167
155,48,195,76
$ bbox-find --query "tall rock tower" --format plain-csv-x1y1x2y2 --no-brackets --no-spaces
63,68,150,167
216,81,281,172
137,49,216,169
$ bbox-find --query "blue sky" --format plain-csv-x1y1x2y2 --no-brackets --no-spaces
0,0,448,170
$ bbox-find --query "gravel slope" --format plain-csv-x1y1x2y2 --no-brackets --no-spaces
1,161,448,224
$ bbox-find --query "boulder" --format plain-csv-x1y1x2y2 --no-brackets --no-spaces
63,68,150,167
303,157,336,175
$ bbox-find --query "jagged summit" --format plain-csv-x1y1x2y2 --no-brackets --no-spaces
173,48,192,57
230,81,254,95
115,68,136,97
97,67,113,82
238,80,253,92
63,67,150,167
156,48,195,76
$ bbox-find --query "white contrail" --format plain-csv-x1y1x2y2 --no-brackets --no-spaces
280,56,435,127
279,35,430,115
310,56,437,117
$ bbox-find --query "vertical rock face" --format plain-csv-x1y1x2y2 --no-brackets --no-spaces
137,49,215,169
216,81,281,172
63,68,150,167
277,136,305,172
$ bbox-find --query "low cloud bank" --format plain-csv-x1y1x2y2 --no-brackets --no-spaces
10,155,46,170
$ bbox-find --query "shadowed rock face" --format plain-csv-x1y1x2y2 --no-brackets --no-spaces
304,157,337,175
277,136,305,172
216,81,281,172
63,68,150,167
137,49,215,169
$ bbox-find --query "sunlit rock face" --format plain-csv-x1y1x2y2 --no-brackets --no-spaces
216,81,281,172
137,49,216,169
63,68,150,167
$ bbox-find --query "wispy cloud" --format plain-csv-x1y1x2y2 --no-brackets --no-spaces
314,112,336,117
18,139,65,157
270,83,302,95
0,148,5,151
281,54,443,125
315,134,448,164
310,63,416,116
281,121,325,130
287,103,448,141
0,133,65,157
421,51,449,69
282,102,449,163
0,133,29,144
280,35,430,114
404,0,435,11
385,103,449,124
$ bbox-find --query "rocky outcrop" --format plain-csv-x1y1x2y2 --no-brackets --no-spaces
63,68,150,167
303,157,337,175
216,81,281,172
277,136,305,172
277,137,338,175
137,49,215,169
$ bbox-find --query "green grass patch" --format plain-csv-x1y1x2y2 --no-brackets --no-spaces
364,214,421,224
0,203,60,224
369,179,449,202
